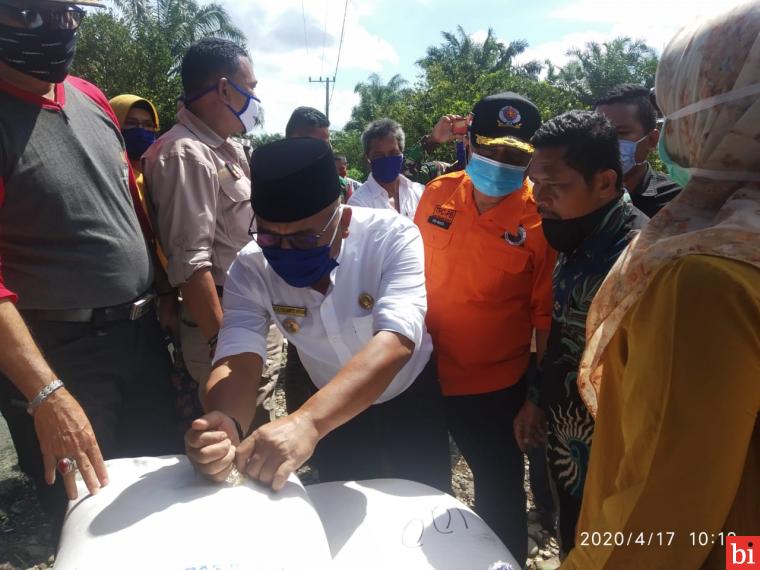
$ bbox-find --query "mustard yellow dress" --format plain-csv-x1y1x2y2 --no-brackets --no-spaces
562,255,760,569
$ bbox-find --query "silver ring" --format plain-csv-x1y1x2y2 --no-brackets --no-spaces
224,465,245,487
57,457,77,475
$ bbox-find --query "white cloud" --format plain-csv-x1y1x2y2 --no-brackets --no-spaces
219,0,398,133
470,29,489,44
515,30,615,68
517,0,746,74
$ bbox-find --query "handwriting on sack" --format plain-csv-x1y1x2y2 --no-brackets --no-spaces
184,565,246,570
184,565,237,570
185,564,285,570
401,507,473,548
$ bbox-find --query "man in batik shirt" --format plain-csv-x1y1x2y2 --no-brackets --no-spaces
514,111,648,556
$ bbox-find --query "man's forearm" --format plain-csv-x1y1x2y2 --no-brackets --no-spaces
180,268,223,341
203,353,265,433
298,331,414,439
0,300,58,401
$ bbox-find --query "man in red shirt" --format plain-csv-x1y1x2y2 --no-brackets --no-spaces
0,0,181,533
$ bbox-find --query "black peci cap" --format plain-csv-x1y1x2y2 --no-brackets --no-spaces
251,137,341,223
469,92,541,152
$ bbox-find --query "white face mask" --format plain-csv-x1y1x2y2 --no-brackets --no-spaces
660,81,760,183
226,79,264,134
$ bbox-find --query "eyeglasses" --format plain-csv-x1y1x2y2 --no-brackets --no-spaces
123,118,156,130
250,206,341,250
0,4,86,31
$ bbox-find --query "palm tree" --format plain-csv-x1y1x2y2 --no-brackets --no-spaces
112,0,246,71
417,26,541,80
551,37,658,105
346,73,410,131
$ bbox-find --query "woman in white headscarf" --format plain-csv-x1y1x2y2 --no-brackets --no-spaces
562,2,760,568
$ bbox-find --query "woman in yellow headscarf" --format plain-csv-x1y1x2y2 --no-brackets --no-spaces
109,94,167,269
562,2,760,569
110,94,159,190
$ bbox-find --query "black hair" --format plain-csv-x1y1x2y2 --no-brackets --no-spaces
334,154,347,162
593,83,657,132
531,110,623,192
181,37,249,98
285,107,330,137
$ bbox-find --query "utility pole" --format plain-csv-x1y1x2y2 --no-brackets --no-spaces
308,76,335,121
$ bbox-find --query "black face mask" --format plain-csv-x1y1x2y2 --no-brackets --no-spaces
541,199,618,254
0,22,77,83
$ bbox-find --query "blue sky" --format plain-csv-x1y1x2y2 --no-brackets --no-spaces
215,0,737,134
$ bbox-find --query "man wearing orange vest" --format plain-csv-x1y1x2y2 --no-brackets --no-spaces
415,92,556,566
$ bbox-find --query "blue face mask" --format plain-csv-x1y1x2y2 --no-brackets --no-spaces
261,215,341,288
465,152,526,197
262,246,338,288
371,154,404,183
122,128,157,161
618,134,648,174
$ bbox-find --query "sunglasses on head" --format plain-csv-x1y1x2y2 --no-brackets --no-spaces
0,4,85,30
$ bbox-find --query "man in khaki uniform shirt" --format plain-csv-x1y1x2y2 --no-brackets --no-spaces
143,38,282,426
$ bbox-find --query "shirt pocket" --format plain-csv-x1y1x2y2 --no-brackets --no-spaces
471,243,532,302
423,227,453,277
218,164,251,202
218,163,252,246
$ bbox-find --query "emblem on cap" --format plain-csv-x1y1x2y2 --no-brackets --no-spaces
283,319,300,334
498,106,522,128
358,293,375,310
504,225,527,246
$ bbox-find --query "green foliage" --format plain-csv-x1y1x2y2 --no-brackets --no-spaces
248,132,284,148
345,74,411,132
548,37,658,106
341,27,590,166
70,0,246,131
417,27,542,81
71,12,660,171
331,129,366,176
112,0,246,73
347,168,365,182
337,30,658,166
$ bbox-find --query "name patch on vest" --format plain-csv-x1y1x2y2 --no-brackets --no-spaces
428,205,457,230
273,304,307,318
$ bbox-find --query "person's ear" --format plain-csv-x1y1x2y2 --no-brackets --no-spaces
340,206,352,238
597,168,619,200
217,77,230,103
647,128,660,150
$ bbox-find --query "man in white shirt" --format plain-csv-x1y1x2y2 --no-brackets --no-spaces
348,119,424,220
185,137,450,492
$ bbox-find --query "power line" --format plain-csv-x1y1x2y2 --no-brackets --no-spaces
309,76,335,120
301,0,310,56
319,0,329,77
329,0,349,108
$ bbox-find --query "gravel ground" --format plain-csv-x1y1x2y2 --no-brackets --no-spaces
1,377,560,569
0,416,56,570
